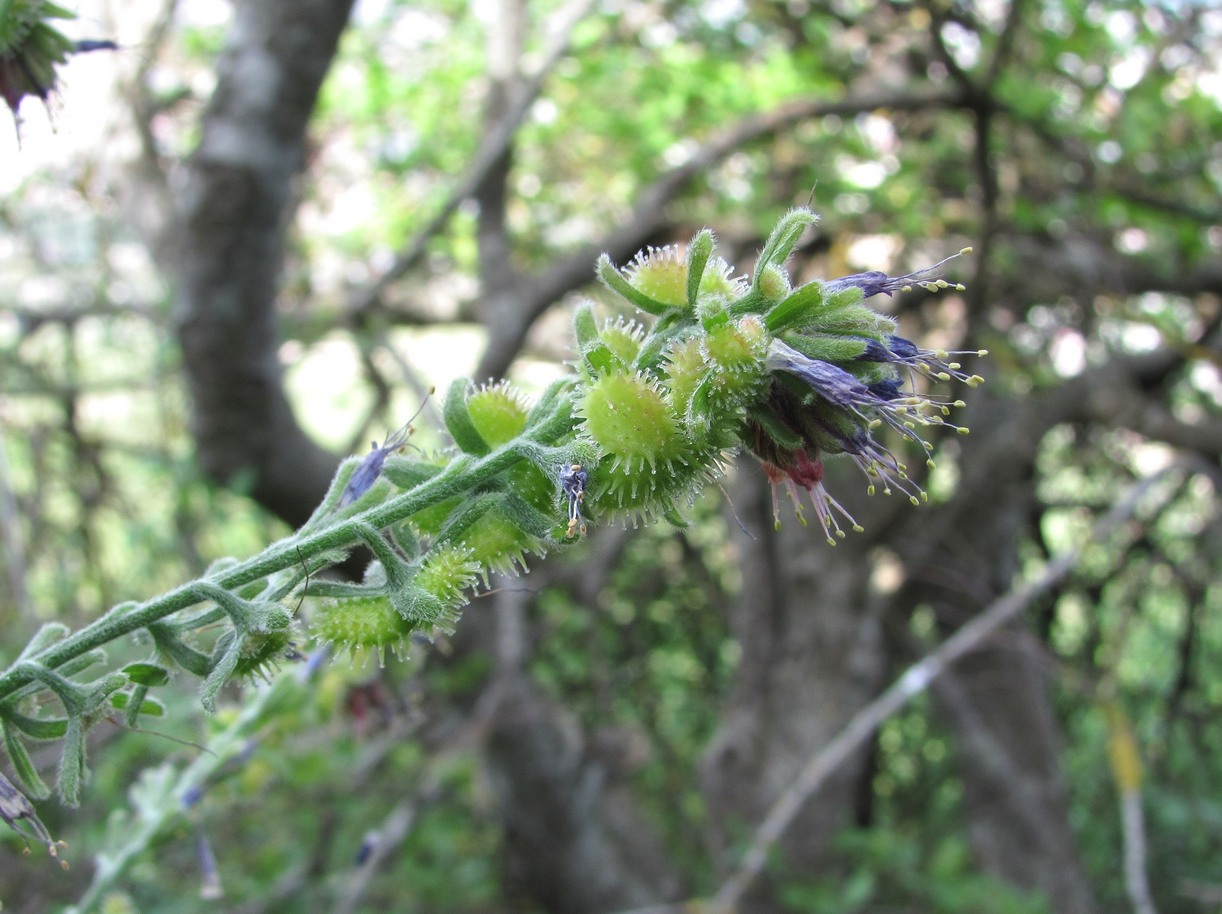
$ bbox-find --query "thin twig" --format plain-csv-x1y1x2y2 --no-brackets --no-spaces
1120,788,1158,914
332,799,420,914
0,424,33,619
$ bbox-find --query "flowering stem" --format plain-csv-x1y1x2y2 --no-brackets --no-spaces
0,433,562,706
1,210,986,825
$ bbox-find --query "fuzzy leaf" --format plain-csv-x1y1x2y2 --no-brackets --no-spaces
753,208,817,288
1,720,51,800
57,715,86,806
597,254,677,316
686,228,715,309
121,663,170,688
573,303,619,375
148,623,211,677
764,281,826,332
443,379,491,456
199,631,243,713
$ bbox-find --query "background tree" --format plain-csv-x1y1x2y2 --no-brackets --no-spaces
1,1,1220,913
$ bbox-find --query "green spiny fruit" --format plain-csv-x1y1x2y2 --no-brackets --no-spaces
312,594,413,664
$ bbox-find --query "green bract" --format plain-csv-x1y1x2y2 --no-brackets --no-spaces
1,0,76,123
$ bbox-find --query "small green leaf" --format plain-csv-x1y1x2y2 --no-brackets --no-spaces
111,689,166,720
753,208,817,289
686,228,715,309
57,716,86,806
779,332,870,363
381,456,444,490
1,721,51,800
200,631,243,713
148,623,211,677
1,708,67,740
747,404,804,451
764,281,826,332
443,379,491,456
573,303,619,375
14,623,71,662
434,492,501,545
121,663,171,688
597,254,676,316
498,491,555,539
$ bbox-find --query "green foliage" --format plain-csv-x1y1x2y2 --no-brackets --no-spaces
778,828,1051,914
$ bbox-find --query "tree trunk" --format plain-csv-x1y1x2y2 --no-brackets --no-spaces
701,466,891,911
173,0,355,526
893,383,1099,913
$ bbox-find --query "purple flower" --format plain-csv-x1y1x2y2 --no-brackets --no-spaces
767,339,968,448
823,249,971,299
755,337,978,515
559,463,589,537
340,425,413,507
339,390,434,507
355,830,379,867
879,335,987,387
759,451,862,544
852,334,986,388
197,830,224,899
181,784,205,810
1,771,63,861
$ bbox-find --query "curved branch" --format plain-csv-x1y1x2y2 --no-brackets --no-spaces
344,0,598,327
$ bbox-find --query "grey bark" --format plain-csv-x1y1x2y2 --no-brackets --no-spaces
700,466,891,910
172,0,356,526
487,674,687,913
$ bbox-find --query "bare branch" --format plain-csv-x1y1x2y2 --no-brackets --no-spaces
1120,788,1158,914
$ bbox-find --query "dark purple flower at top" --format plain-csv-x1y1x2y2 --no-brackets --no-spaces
823,249,971,299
